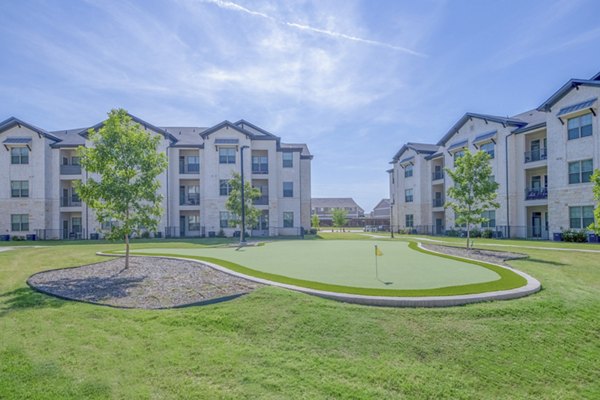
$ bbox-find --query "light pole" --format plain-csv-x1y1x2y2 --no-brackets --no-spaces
240,145,249,245
390,199,395,238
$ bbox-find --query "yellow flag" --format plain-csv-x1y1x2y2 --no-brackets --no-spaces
375,245,383,256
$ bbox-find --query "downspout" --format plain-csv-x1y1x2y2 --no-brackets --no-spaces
166,147,170,233
505,131,514,238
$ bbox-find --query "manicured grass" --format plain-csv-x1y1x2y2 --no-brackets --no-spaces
126,240,527,296
1,239,599,399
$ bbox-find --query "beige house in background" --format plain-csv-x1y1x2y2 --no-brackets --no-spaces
389,70,600,239
0,116,312,240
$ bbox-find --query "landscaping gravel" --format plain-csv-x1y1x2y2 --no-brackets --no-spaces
28,256,262,309
422,243,527,266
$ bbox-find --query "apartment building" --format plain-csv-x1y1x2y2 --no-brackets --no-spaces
311,198,365,226
0,116,312,240
389,70,600,239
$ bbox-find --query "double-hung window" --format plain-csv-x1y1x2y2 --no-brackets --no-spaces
11,181,29,198
404,165,413,177
567,113,593,140
219,148,236,164
405,188,413,202
11,147,29,164
219,180,232,196
480,142,495,159
568,159,593,184
481,210,496,228
11,214,29,231
219,211,230,228
283,182,293,197
282,152,293,168
283,212,294,228
405,214,414,228
569,206,594,229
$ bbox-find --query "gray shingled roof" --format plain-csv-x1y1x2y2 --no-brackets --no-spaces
162,126,207,146
281,142,312,157
311,198,364,212
392,142,439,162
50,128,87,147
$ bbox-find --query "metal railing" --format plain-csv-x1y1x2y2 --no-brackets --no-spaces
253,196,269,205
179,194,200,205
60,196,82,207
251,165,269,174
525,187,548,200
60,164,82,175
35,229,87,240
179,164,200,174
433,198,445,207
524,148,547,163
432,171,444,181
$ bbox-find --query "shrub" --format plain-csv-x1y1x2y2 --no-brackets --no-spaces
141,231,150,239
446,229,459,237
217,229,226,238
470,228,482,238
11,235,25,241
482,229,494,239
561,229,587,243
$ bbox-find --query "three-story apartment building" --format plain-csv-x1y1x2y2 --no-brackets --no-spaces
0,116,312,240
389,70,600,239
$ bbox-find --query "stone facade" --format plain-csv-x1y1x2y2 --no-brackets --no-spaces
389,70,600,239
0,117,312,239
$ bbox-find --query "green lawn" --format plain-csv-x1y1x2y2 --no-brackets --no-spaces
128,240,526,296
1,237,599,399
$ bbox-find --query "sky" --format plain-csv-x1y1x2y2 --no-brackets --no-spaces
1,0,600,212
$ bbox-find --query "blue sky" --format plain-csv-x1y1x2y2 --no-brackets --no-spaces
1,0,600,211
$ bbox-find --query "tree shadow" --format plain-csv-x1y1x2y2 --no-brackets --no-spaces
0,287,66,317
27,274,147,305
523,258,568,267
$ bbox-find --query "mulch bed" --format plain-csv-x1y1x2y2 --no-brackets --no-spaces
422,243,528,266
27,256,263,309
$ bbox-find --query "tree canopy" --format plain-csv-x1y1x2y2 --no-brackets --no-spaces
445,150,499,249
75,109,168,268
225,172,262,231
332,208,348,229
589,169,600,234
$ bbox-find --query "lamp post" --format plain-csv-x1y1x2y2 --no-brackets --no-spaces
390,199,395,238
240,145,249,245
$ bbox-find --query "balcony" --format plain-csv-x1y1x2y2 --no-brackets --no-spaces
253,195,269,205
60,164,82,175
252,165,268,175
179,163,200,174
179,193,200,206
432,171,444,181
61,196,82,207
524,148,547,163
525,187,548,200
433,198,445,207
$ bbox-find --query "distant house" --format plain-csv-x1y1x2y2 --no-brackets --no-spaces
370,199,390,219
311,198,365,226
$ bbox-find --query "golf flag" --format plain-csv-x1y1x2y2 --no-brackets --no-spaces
375,245,383,256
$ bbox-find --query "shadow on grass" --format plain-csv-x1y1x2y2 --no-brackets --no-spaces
523,258,568,267
0,287,67,316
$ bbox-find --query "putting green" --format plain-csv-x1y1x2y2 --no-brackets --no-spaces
129,240,528,296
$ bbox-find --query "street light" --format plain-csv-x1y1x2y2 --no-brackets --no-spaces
390,199,395,238
240,145,249,245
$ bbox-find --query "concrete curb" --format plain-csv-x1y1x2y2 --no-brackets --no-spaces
97,242,542,308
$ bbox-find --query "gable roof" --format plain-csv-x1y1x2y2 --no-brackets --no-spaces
392,142,438,162
311,198,364,212
233,119,278,138
373,198,390,211
592,71,600,81
78,113,178,143
537,79,600,112
0,117,61,142
199,120,255,139
437,112,526,146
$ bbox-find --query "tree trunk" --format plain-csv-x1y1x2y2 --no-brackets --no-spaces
124,233,130,269
466,226,471,250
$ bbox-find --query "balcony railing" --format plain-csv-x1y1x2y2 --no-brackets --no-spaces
432,171,444,181
253,195,269,205
179,193,200,206
433,198,445,207
60,164,82,175
61,196,82,207
179,164,200,174
525,187,548,200
252,165,269,174
524,148,547,163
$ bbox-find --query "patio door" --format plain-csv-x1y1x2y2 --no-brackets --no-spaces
531,212,542,238
62,220,69,239
180,216,186,237
435,218,443,235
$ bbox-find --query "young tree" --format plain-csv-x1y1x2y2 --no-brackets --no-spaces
589,169,600,234
76,109,168,269
445,150,499,249
226,172,262,233
332,208,348,231
311,213,320,230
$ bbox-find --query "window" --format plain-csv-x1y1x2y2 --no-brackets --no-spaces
71,156,81,166
480,142,495,159
569,206,594,229
220,211,231,228
188,215,200,231
567,113,593,140
219,147,236,164
405,214,414,228
10,147,29,164
404,164,413,177
283,211,294,228
252,155,268,174
481,210,496,228
11,181,29,198
282,152,293,168
453,150,465,162
405,188,413,202
220,180,232,196
283,182,293,197
568,159,593,184
11,214,29,231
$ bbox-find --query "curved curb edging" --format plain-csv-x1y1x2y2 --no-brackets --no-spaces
96,242,542,308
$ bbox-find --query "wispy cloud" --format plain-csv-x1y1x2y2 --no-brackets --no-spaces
200,0,426,56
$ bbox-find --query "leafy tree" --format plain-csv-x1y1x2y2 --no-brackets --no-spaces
76,109,168,269
332,208,348,230
226,172,262,232
445,150,499,249
311,213,320,230
589,169,600,234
